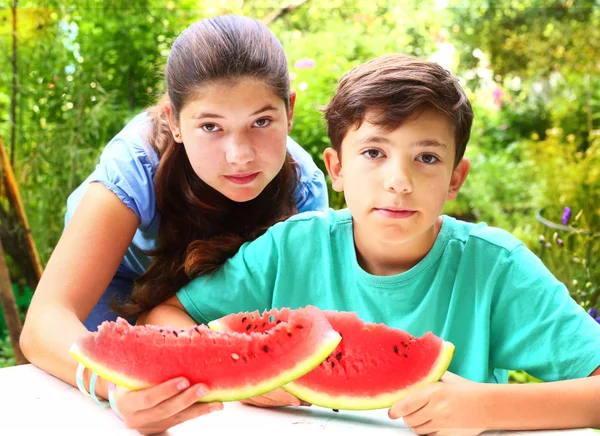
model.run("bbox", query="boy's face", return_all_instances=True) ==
[324,109,469,270]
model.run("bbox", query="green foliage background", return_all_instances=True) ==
[1,0,599,376]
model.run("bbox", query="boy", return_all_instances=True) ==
[143,54,600,433]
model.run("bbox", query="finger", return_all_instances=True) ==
[134,401,223,435]
[440,371,463,384]
[410,420,436,435]
[128,383,215,428]
[241,389,302,407]
[388,386,434,419]
[119,377,193,413]
[261,388,303,406]
[403,404,433,429]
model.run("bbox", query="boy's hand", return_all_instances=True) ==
[113,378,223,435]
[240,388,311,408]
[388,372,489,436]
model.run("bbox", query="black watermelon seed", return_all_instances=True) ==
[332,409,339,413]
[296,324,304,329]
[262,322,266,327]
[403,354,409,358]
[246,324,251,331]
[331,361,335,368]
[194,327,200,333]
[287,332,292,337]
[172,331,178,337]
[276,320,282,324]
[159,328,164,333]
[242,317,247,322]
[401,341,408,348]
[393,345,399,354]
[254,325,258,329]
[335,352,343,360]
[263,345,269,353]
[242,356,247,362]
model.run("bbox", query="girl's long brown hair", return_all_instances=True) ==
[114,15,299,318]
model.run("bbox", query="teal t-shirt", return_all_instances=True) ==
[177,209,600,384]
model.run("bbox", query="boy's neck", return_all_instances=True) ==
[352,216,443,276]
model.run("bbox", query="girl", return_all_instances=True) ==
[20,14,327,434]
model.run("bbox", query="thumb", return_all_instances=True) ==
[440,371,466,384]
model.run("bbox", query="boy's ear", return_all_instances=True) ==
[164,101,182,143]
[447,158,470,200]
[287,90,296,133]
[323,147,344,192]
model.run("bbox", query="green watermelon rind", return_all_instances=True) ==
[282,340,456,410]
[70,329,342,403]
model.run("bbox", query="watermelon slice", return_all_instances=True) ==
[210,309,455,410]
[70,306,342,403]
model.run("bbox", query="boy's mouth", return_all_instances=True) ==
[373,207,416,219]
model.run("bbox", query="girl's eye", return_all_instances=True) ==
[253,118,271,128]
[362,149,384,159]
[201,123,222,132]
[417,154,439,164]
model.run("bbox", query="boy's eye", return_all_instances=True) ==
[253,118,271,128]
[362,149,384,159]
[417,154,439,164]
[201,123,222,132]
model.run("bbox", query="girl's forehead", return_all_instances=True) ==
[181,79,285,116]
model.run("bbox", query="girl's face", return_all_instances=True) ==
[167,79,295,202]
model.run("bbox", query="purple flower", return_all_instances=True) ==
[492,87,504,109]
[589,307,598,318]
[294,58,316,70]
[596,318,600,325]
[561,207,571,225]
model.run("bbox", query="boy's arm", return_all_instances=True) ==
[483,366,600,430]
[137,296,197,330]
[390,367,600,434]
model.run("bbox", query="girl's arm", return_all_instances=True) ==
[20,182,139,398]
[20,183,221,434]
[390,368,600,434]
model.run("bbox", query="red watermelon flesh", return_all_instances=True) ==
[210,309,455,410]
[70,306,342,403]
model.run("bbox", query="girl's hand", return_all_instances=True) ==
[388,372,489,436]
[240,388,311,408]
[113,378,223,435]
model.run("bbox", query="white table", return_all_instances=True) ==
[0,364,597,436]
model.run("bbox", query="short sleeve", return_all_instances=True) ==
[490,244,600,381]
[177,229,280,324]
[285,137,329,212]
[64,121,159,236]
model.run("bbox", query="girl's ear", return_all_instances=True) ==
[287,90,296,133]
[164,101,182,143]
[323,147,344,192]
[447,158,470,200]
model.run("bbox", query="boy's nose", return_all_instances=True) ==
[384,170,413,194]
[225,138,255,165]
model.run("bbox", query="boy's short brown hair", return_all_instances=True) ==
[324,54,473,166]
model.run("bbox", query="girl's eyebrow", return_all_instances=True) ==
[192,104,279,120]
[250,104,279,116]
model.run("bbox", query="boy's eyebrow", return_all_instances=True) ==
[191,104,279,120]
[412,139,448,148]
[358,136,448,148]
[359,135,393,145]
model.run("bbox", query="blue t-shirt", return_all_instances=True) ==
[178,209,600,384]
[65,112,329,330]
